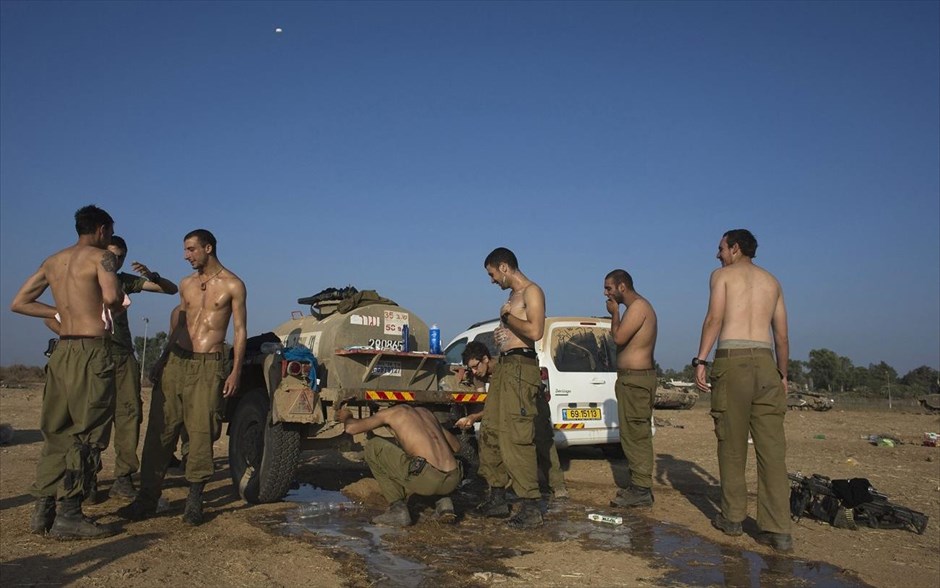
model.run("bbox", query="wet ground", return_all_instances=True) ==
[256,480,871,588]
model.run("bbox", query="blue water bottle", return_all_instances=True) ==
[429,324,441,355]
[401,324,410,352]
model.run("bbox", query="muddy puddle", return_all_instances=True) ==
[261,483,869,588]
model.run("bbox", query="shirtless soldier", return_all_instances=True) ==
[337,404,462,526]
[43,235,179,501]
[604,269,658,508]
[121,229,247,525]
[475,247,546,529]
[10,204,123,539]
[694,229,792,553]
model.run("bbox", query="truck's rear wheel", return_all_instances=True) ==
[228,389,300,503]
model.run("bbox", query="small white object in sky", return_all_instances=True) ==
[275,27,283,34]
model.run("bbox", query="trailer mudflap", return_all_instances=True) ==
[271,382,323,425]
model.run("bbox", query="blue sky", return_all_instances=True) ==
[2,1,938,374]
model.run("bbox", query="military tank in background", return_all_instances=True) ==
[654,384,699,410]
[919,394,940,414]
[787,391,835,411]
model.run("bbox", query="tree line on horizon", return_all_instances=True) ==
[660,348,939,398]
[2,335,938,399]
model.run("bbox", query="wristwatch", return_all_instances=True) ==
[692,357,710,367]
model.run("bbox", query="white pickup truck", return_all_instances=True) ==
[443,316,655,452]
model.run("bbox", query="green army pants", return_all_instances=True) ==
[534,388,566,493]
[615,370,657,489]
[479,354,541,500]
[111,349,142,478]
[477,421,504,488]
[478,357,564,496]
[31,337,115,500]
[138,347,227,506]
[364,436,462,503]
[710,348,791,534]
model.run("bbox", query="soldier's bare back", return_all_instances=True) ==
[11,242,122,336]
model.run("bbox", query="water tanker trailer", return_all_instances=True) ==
[226,287,471,503]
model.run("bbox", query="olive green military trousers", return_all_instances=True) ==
[364,436,462,503]
[615,370,657,489]
[138,347,227,506]
[710,349,791,534]
[477,355,542,500]
[111,349,142,477]
[31,337,115,501]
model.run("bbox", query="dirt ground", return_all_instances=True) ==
[1,384,938,587]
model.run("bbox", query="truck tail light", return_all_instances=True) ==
[285,361,310,377]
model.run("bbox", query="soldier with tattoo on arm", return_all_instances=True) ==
[42,234,178,502]
[10,205,124,539]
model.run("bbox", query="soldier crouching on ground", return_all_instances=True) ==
[337,404,463,526]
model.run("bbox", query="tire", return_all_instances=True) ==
[228,389,301,504]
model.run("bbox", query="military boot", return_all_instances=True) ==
[475,487,511,518]
[757,531,794,554]
[117,498,157,521]
[610,484,654,508]
[711,513,743,536]
[29,496,56,535]
[507,499,543,530]
[48,498,119,540]
[110,475,137,499]
[372,500,412,527]
[182,482,205,526]
[434,496,457,524]
[85,478,102,504]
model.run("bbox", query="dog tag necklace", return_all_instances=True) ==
[200,268,223,291]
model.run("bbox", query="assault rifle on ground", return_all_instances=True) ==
[789,472,928,535]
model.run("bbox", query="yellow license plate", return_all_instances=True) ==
[562,408,602,421]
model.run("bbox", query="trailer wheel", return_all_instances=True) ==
[228,389,301,504]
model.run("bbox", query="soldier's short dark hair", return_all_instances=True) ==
[605,269,634,290]
[185,229,218,256]
[724,229,758,258]
[74,205,114,236]
[484,247,518,270]
[110,235,128,252]
[461,340,492,364]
